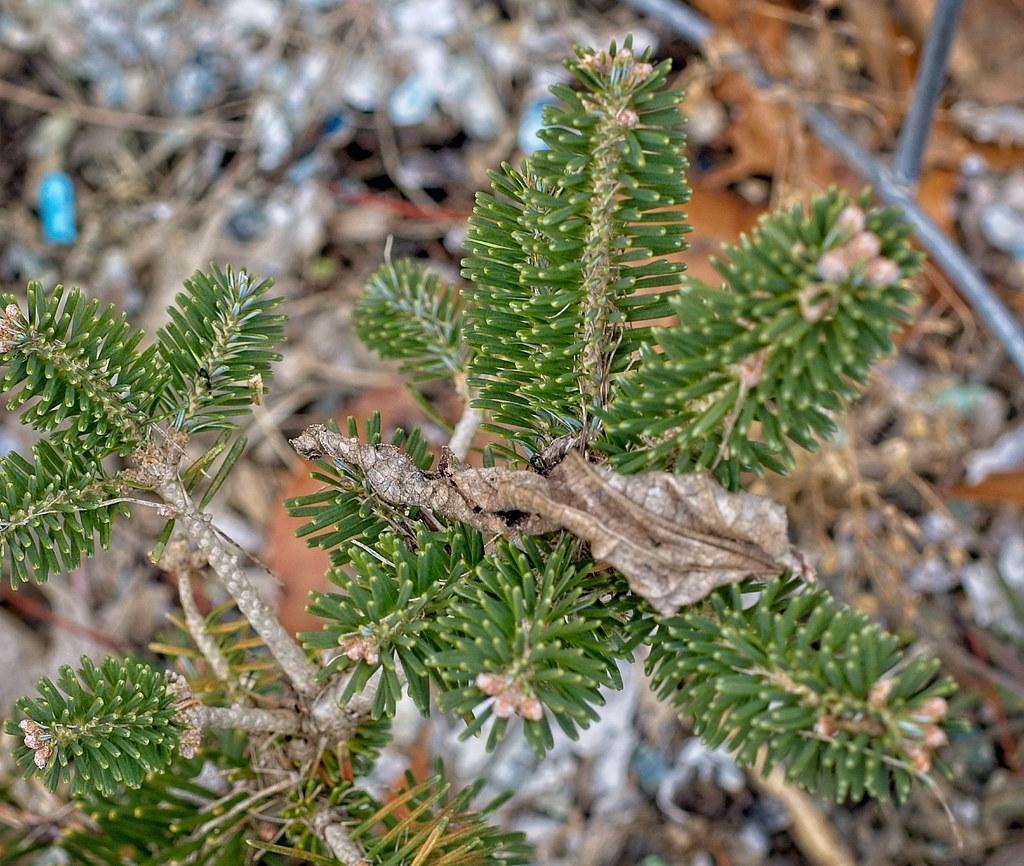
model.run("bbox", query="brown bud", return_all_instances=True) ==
[166,670,194,703]
[33,741,53,769]
[179,726,202,759]
[908,745,932,773]
[19,719,54,768]
[248,373,264,406]
[922,725,948,749]
[19,719,44,749]
[814,715,838,738]
[519,696,543,721]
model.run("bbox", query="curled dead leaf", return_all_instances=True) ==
[291,426,810,615]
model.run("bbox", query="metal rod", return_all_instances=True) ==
[801,107,1024,373]
[892,0,965,188]
[625,0,712,45]
[624,0,1024,376]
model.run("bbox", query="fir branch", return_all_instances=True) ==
[285,414,436,569]
[309,676,384,742]
[311,812,366,866]
[157,595,278,699]
[0,441,127,586]
[555,45,674,413]
[303,528,483,718]
[128,432,319,698]
[462,38,689,455]
[434,537,626,754]
[62,756,277,866]
[355,259,467,383]
[5,657,181,796]
[646,577,960,803]
[462,163,583,452]
[0,286,158,454]
[449,372,482,460]
[155,265,284,433]
[320,768,531,866]
[0,824,47,864]
[605,190,922,484]
[175,569,235,688]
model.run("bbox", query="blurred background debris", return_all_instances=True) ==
[2,1,1024,863]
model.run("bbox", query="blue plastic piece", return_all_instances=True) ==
[38,171,77,245]
[322,112,349,136]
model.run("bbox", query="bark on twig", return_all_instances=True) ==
[310,664,405,740]
[310,678,372,740]
[291,425,810,614]
[313,811,367,866]
[175,569,234,686]
[194,705,304,736]
[156,477,320,697]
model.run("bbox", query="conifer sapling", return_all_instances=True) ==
[1,37,960,865]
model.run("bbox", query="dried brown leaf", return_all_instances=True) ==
[291,427,808,615]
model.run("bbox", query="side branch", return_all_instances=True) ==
[172,561,235,687]
[194,705,303,735]
[291,425,810,614]
[156,476,320,697]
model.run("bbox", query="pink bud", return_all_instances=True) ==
[798,282,831,322]
[634,62,654,81]
[616,108,639,129]
[475,673,506,696]
[814,715,837,738]
[493,692,517,718]
[738,351,765,387]
[339,635,379,665]
[922,725,948,749]
[836,205,865,234]
[916,696,948,722]
[817,251,850,282]
[864,256,901,287]
[845,231,882,262]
